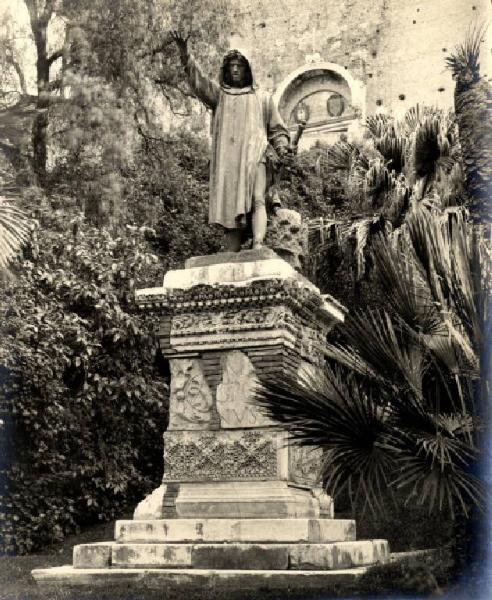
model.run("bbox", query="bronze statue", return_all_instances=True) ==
[171,32,291,251]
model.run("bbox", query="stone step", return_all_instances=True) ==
[115,518,356,544]
[74,540,389,570]
[32,565,370,596]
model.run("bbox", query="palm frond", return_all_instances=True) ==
[340,309,426,398]
[414,115,443,178]
[319,141,364,173]
[406,204,482,360]
[371,235,441,334]
[401,104,436,137]
[445,21,488,83]
[254,366,395,513]
[388,422,483,516]
[376,133,406,174]
[365,114,390,139]
[435,162,466,208]
[0,198,32,269]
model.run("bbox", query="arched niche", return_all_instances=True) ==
[273,62,366,149]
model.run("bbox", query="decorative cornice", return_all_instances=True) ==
[136,278,322,315]
[137,269,347,325]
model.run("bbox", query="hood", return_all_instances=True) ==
[219,49,257,91]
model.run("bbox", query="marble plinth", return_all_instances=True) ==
[31,565,371,597]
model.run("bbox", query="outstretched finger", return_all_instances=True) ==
[170,30,184,42]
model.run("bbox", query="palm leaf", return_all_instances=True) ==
[254,366,395,513]
[445,21,488,83]
[365,114,390,139]
[388,423,483,516]
[335,309,426,398]
[406,205,482,361]
[371,234,441,334]
[318,141,370,176]
[0,198,31,269]
[414,116,443,178]
[376,133,406,174]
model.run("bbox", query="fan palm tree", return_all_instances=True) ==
[0,197,31,270]
[256,203,488,518]
[446,22,492,222]
[309,104,466,305]
[264,30,491,579]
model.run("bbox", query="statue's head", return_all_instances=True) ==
[221,50,253,88]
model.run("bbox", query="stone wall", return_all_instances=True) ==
[230,0,491,126]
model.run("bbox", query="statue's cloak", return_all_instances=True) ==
[185,51,289,229]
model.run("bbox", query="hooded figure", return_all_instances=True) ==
[173,36,290,249]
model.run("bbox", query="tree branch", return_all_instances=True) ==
[40,0,58,26]
[157,84,193,116]
[47,49,63,67]
[5,53,28,96]
[153,79,195,100]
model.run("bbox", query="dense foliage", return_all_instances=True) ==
[0,191,168,553]
[308,105,466,307]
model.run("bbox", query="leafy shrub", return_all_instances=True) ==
[356,551,453,596]
[276,142,352,220]
[0,194,168,553]
[336,488,454,553]
[125,132,222,268]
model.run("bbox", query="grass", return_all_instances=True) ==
[0,515,126,600]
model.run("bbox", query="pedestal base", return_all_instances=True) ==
[115,518,356,544]
[71,539,388,570]
[133,482,334,520]
[32,252,389,597]
[32,565,372,598]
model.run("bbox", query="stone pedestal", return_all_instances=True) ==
[32,250,389,595]
[134,248,343,521]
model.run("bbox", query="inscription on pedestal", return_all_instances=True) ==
[216,351,273,428]
[163,430,279,482]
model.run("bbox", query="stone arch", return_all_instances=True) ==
[273,62,366,148]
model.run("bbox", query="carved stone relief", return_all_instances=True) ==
[172,307,286,335]
[296,324,324,364]
[163,430,279,481]
[289,444,324,486]
[168,359,214,430]
[216,351,273,428]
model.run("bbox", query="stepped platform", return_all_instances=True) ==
[32,566,371,597]
[32,250,388,596]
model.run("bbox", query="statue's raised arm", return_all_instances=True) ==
[171,31,220,110]
[169,33,292,253]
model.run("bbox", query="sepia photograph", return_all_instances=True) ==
[0,1,491,599]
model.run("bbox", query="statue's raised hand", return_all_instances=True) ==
[170,30,189,62]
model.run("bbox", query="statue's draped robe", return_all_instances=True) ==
[185,53,289,229]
